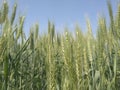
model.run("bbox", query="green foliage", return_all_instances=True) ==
[0,1,120,90]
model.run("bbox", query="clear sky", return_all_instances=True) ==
[1,0,119,35]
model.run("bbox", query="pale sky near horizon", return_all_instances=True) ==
[0,0,119,35]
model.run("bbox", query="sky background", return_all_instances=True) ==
[0,0,119,35]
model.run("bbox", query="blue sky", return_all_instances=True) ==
[1,0,119,35]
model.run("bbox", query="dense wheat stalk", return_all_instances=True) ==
[0,1,120,90]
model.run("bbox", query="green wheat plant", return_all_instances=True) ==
[0,1,120,90]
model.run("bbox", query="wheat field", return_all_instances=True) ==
[0,1,120,90]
